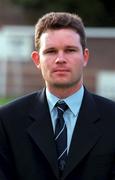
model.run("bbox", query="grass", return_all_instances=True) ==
[0,98,14,105]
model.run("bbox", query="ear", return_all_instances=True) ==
[31,51,40,68]
[83,48,89,67]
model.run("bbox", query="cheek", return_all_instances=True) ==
[73,59,84,72]
[72,56,82,66]
[40,61,50,77]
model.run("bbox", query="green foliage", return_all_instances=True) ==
[10,0,115,26]
[12,0,42,7]
[73,0,106,26]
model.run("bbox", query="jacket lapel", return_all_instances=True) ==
[27,89,59,178]
[63,89,102,179]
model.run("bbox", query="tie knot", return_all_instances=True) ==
[56,101,68,114]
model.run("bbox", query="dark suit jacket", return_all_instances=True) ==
[0,88,115,180]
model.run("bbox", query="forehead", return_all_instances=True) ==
[39,29,81,48]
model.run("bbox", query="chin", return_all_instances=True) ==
[52,82,72,88]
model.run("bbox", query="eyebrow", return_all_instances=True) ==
[44,45,79,50]
[65,45,79,49]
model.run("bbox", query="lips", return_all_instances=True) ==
[53,68,70,72]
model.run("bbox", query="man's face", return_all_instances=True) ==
[33,28,89,93]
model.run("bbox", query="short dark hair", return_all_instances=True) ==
[35,12,87,51]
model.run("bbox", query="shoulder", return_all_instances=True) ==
[93,93,115,108]
[83,88,115,131]
[90,92,115,116]
[0,89,44,116]
[84,87,115,106]
[83,87,115,116]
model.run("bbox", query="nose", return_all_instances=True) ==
[55,52,66,63]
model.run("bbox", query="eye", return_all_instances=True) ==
[65,48,77,53]
[43,48,57,54]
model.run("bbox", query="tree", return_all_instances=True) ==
[10,0,115,26]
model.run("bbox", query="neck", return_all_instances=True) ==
[46,83,83,99]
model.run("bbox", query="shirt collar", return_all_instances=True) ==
[46,86,84,116]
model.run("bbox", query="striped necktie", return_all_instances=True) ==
[55,100,68,173]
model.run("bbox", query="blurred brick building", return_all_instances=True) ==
[0,0,115,100]
[0,26,115,101]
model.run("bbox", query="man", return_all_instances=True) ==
[0,12,115,180]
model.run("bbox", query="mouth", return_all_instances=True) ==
[53,68,70,73]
